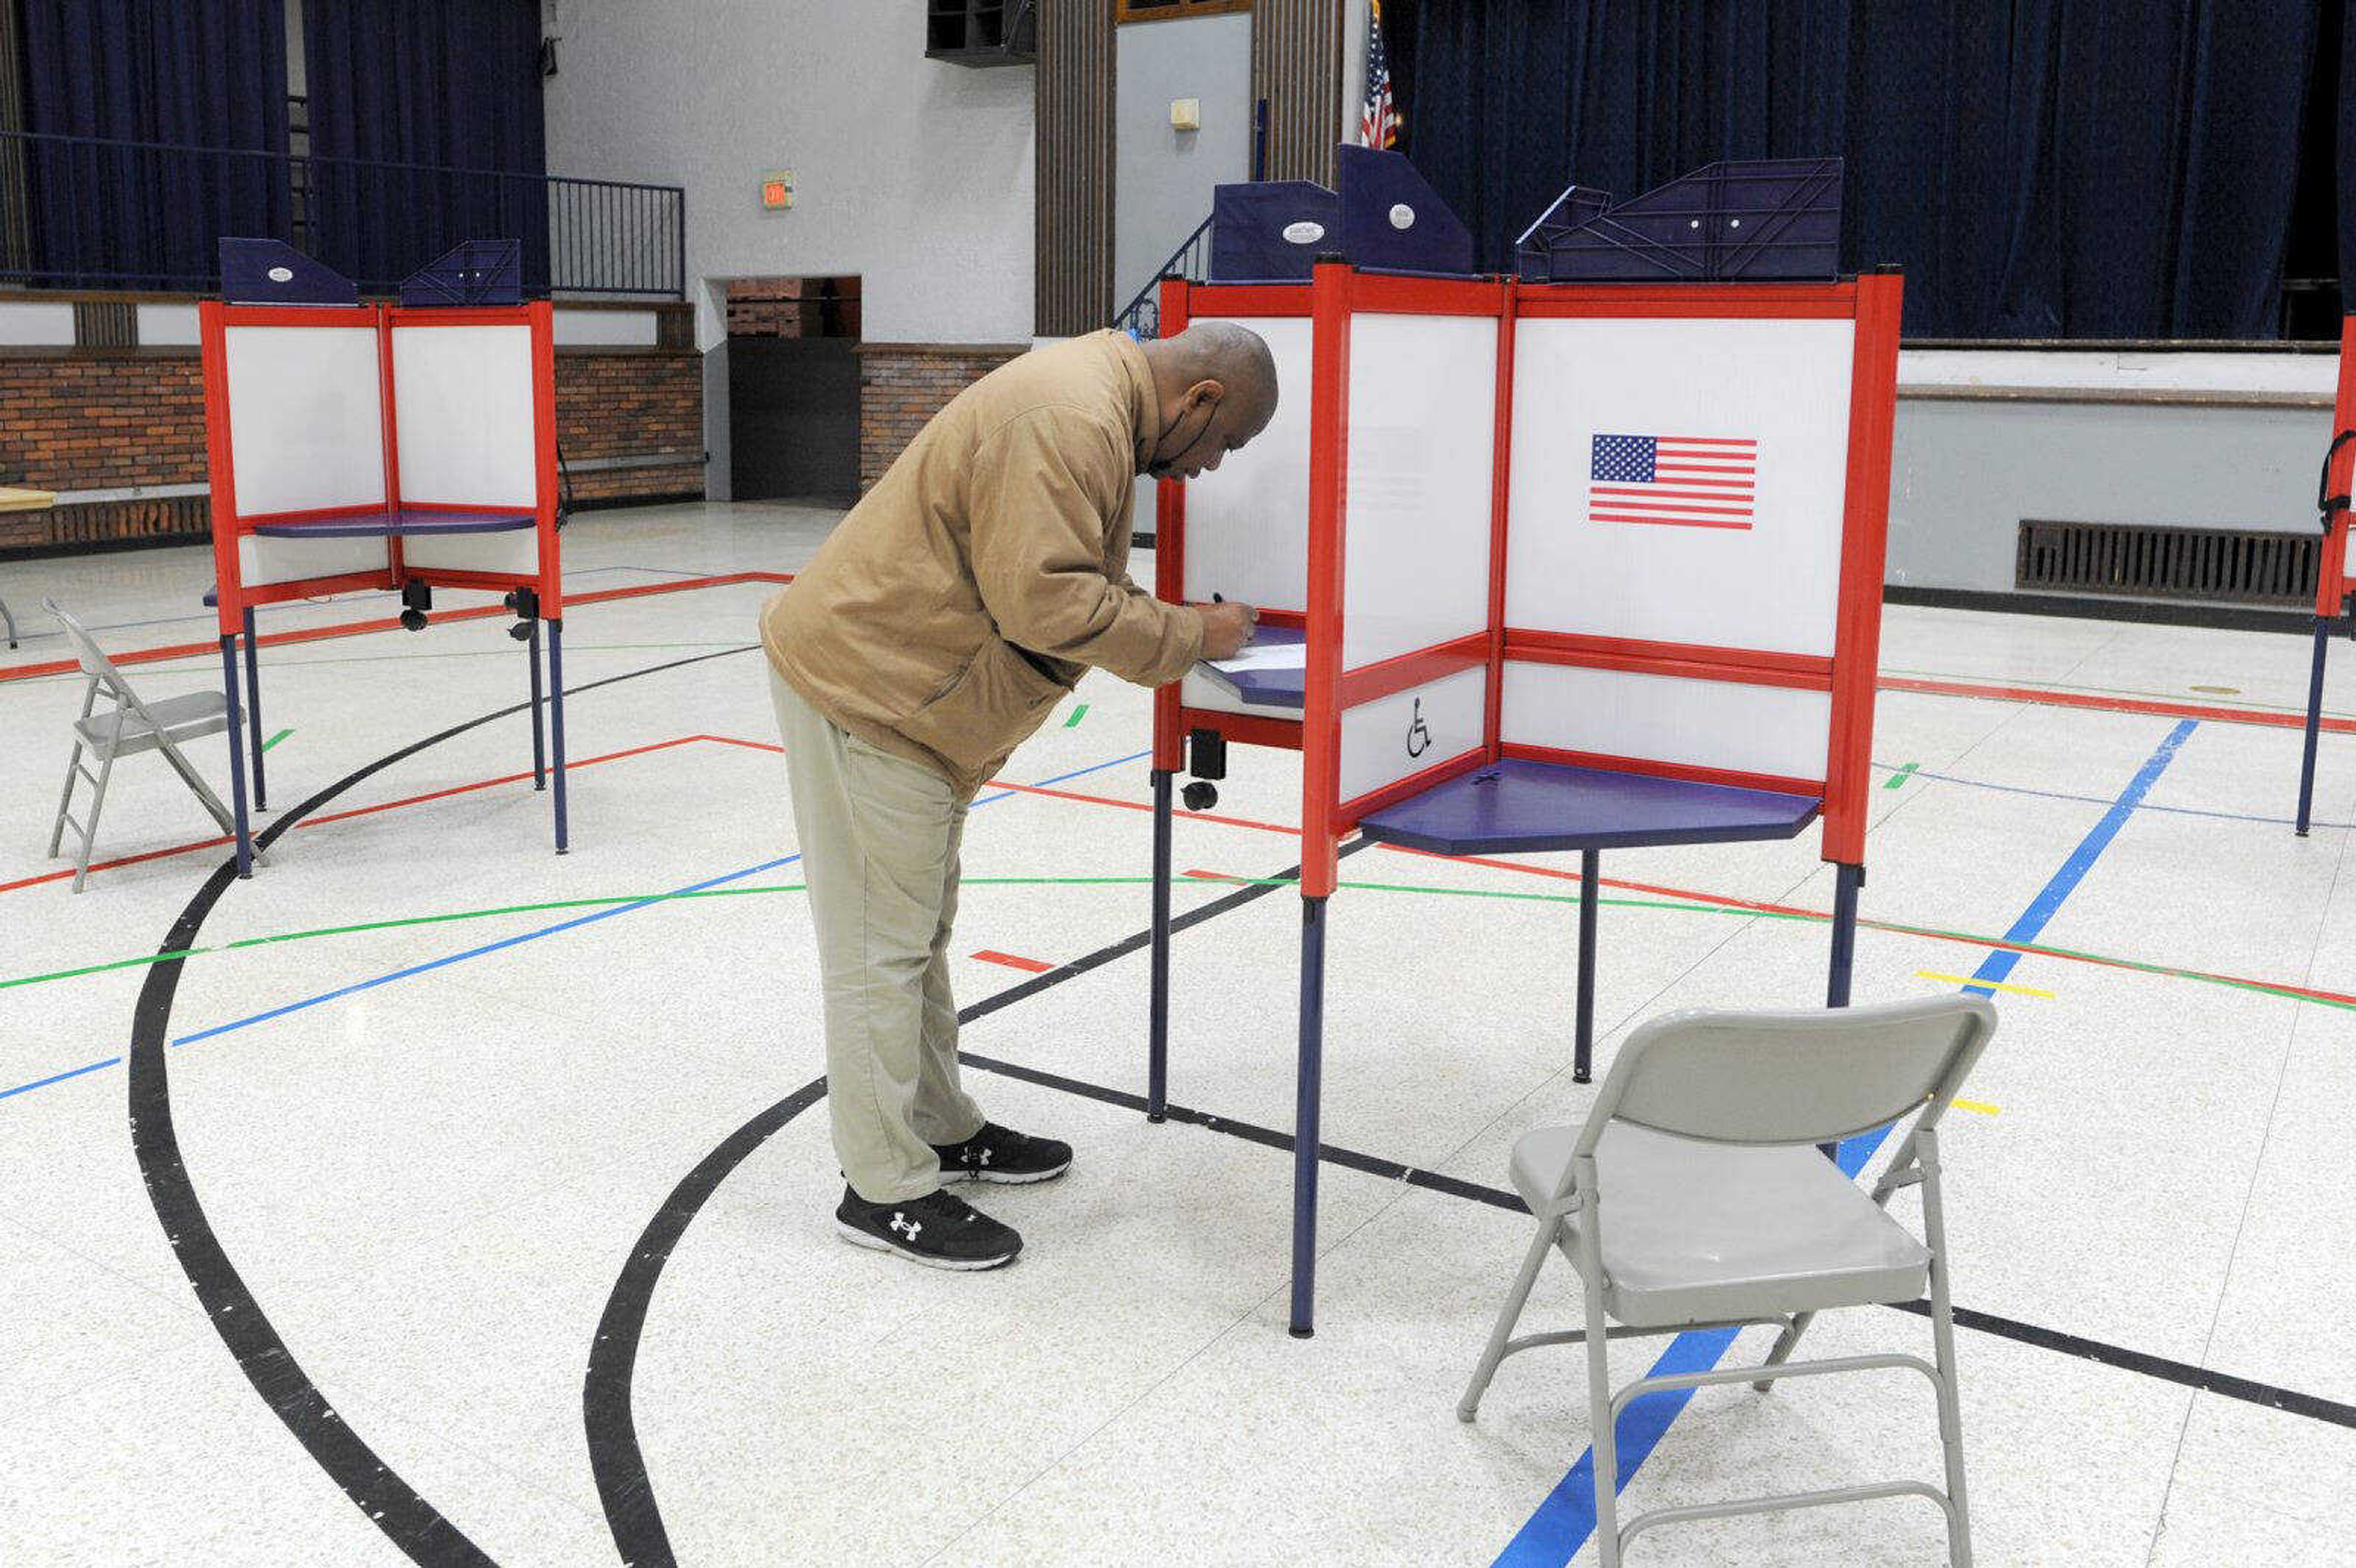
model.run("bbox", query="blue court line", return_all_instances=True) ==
[1495,718,2198,1567]
[2,747,1151,1103]
[1869,759,2350,833]
[0,1056,124,1102]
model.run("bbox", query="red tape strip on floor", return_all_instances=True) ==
[17,726,2354,1018]
[0,571,793,684]
[973,949,1055,974]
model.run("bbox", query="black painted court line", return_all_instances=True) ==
[583,848,1336,1566]
[127,644,758,1568]
[1885,1299,2356,1429]
[113,640,2354,1567]
[583,1072,831,1562]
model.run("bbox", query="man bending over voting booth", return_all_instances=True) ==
[198,240,568,877]
[1147,151,1901,1336]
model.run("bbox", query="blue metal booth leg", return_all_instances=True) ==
[1289,893,1330,1338]
[529,620,548,791]
[547,618,569,853]
[1827,862,1863,1009]
[218,635,254,878]
[1574,848,1601,1083]
[2298,616,2330,837]
[1147,769,1174,1122]
[241,608,266,812]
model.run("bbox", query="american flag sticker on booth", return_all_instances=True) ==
[1587,432,1758,530]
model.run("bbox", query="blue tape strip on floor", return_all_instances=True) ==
[1493,719,2197,1568]
[1,747,1151,1102]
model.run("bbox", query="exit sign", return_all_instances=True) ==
[760,171,794,211]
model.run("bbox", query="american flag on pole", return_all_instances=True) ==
[1359,0,1398,149]
[1588,433,1759,530]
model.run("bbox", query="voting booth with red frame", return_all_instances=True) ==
[197,288,569,876]
[1147,261,1904,1335]
[2295,315,2356,834]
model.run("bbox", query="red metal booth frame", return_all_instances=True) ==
[198,299,568,876]
[1146,262,1904,1336]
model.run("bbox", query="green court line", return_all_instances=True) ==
[1064,704,1089,728]
[8,872,2352,1021]
[260,728,293,753]
[1884,761,1919,790]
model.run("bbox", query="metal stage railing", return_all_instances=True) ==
[0,129,684,299]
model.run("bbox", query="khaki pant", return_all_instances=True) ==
[771,673,986,1202]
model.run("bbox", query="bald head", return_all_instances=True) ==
[1138,321,1279,480]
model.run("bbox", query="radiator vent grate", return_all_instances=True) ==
[2014,520,2319,605]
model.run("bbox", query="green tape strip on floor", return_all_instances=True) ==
[6,872,2350,1020]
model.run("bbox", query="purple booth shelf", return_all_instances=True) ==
[250,509,535,540]
[1355,757,1820,856]
[1193,625,1307,710]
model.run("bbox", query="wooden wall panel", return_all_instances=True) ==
[1252,0,1342,186]
[1034,1,1117,336]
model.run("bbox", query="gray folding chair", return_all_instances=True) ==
[1458,995,1996,1566]
[44,597,239,893]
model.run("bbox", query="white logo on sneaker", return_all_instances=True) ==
[976,1147,993,1167]
[889,1213,921,1240]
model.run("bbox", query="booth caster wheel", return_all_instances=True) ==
[1182,780,1220,812]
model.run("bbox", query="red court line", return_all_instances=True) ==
[973,949,1055,974]
[0,736,703,895]
[20,723,2354,1014]
[1876,674,2356,734]
[0,571,794,685]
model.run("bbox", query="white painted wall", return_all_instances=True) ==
[541,0,1035,350]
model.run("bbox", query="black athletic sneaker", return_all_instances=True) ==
[834,1186,1022,1270]
[933,1122,1073,1185]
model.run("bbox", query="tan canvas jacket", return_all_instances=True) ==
[760,331,1205,795]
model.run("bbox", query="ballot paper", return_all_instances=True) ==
[1205,641,1307,675]
[1194,627,1308,705]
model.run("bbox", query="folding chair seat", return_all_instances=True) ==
[1507,1122,1932,1327]
[76,690,233,759]
[1460,995,1997,1567]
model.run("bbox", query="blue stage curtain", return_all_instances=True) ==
[1406,1,2320,339]
[301,0,549,293]
[15,0,291,289]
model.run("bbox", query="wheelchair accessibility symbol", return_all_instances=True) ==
[1406,697,1432,758]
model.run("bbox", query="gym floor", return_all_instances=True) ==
[2,501,2350,1566]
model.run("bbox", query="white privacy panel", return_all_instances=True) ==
[1506,315,1855,656]
[1342,313,1496,669]
[1180,315,1312,612]
[1339,665,1487,805]
[222,326,386,515]
[1503,663,1830,785]
[392,325,539,506]
[398,530,544,578]
[238,530,388,588]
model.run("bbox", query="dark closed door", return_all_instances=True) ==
[728,337,860,502]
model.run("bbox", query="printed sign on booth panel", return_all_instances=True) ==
[1504,313,1856,656]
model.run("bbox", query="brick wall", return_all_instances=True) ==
[554,352,705,505]
[0,345,704,553]
[858,342,1026,490]
[0,355,209,491]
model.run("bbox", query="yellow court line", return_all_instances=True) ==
[1915,970,2055,999]
[1952,1099,2003,1116]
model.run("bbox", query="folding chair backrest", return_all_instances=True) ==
[1577,995,1996,1155]
[42,598,137,693]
